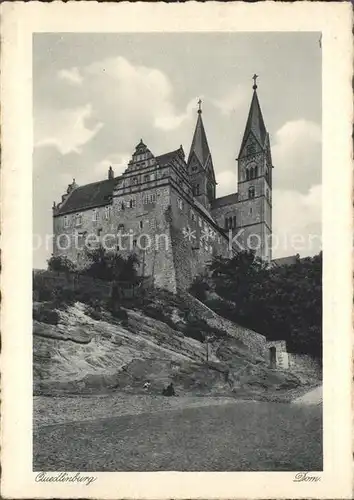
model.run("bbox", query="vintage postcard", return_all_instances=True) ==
[1,1,353,499]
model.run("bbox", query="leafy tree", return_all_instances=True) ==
[190,250,322,359]
[84,246,139,282]
[47,255,76,274]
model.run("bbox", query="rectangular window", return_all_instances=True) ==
[143,193,157,204]
[64,216,69,228]
[139,220,143,229]
[104,206,111,220]
[177,197,183,210]
[191,210,196,221]
[92,209,99,222]
[75,214,82,227]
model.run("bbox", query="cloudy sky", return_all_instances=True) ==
[33,32,321,268]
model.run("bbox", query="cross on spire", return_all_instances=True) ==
[197,98,202,114]
[252,74,258,90]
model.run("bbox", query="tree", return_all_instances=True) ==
[47,255,76,274]
[191,250,322,359]
[84,246,140,282]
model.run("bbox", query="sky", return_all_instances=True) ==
[33,32,322,268]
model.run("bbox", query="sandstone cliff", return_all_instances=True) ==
[33,290,319,400]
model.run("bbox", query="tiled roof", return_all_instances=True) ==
[55,147,184,216]
[211,193,239,209]
[55,178,118,216]
[156,148,184,167]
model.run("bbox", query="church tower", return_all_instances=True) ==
[237,76,273,262]
[187,100,216,209]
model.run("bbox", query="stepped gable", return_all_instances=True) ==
[55,146,185,216]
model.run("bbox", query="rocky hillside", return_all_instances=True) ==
[33,287,320,401]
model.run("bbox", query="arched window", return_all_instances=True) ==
[228,217,233,229]
[246,170,250,181]
[255,166,258,177]
[225,218,228,229]
[249,186,255,199]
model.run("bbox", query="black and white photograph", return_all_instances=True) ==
[32,31,323,472]
[1,2,352,499]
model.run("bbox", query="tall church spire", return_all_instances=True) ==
[188,99,212,168]
[188,100,216,207]
[239,75,268,157]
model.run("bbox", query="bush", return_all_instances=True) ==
[33,304,60,325]
[141,304,176,329]
[47,255,76,274]
[189,276,210,301]
[86,307,103,321]
[110,307,128,322]
[33,274,55,302]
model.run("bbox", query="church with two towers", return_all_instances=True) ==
[52,77,273,291]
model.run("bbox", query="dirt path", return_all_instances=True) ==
[33,401,322,472]
[33,394,239,427]
[292,385,322,405]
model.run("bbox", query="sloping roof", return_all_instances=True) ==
[194,199,216,224]
[55,178,119,215]
[55,147,184,216]
[272,255,299,267]
[156,148,184,167]
[211,193,239,209]
[239,89,268,155]
[188,111,212,167]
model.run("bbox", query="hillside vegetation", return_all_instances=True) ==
[190,250,322,359]
[33,285,318,401]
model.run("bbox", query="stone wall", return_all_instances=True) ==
[288,353,322,379]
[169,185,232,290]
[181,291,267,359]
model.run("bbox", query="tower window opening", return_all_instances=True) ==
[246,170,250,181]
[139,220,143,229]
[249,186,255,199]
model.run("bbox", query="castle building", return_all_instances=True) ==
[52,79,273,291]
